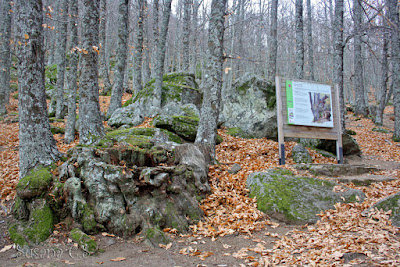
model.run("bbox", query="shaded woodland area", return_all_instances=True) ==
[1,0,400,266]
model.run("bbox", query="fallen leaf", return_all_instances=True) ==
[0,245,13,253]
[110,257,126,262]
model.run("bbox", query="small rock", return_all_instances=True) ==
[228,163,241,174]
[291,144,312,164]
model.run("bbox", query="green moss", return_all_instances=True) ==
[69,228,97,255]
[48,117,65,123]
[77,203,98,234]
[216,134,224,145]
[17,167,53,200]
[346,129,357,135]
[8,224,27,247]
[51,125,65,135]
[23,204,54,243]
[372,127,391,133]
[45,64,57,91]
[392,136,400,142]
[375,195,400,213]
[12,92,18,99]
[145,227,170,245]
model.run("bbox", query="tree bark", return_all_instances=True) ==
[151,0,159,79]
[142,0,151,84]
[306,0,314,80]
[388,0,400,140]
[333,0,345,132]
[195,0,227,160]
[353,0,368,116]
[99,0,112,94]
[267,0,278,81]
[0,0,12,115]
[375,34,389,126]
[64,0,79,144]
[153,0,172,110]
[182,0,191,72]
[79,0,105,145]
[295,0,304,79]
[55,0,68,119]
[108,0,129,117]
[133,0,145,94]
[15,0,61,177]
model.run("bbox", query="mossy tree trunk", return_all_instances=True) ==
[79,0,105,145]
[64,0,79,144]
[195,0,227,159]
[0,0,12,115]
[15,0,61,177]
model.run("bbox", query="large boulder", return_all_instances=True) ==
[108,72,202,128]
[300,133,361,156]
[152,115,199,141]
[221,73,277,139]
[247,168,365,224]
[364,192,400,227]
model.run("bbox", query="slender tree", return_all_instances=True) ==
[151,0,159,79]
[333,0,345,131]
[375,33,390,126]
[195,0,227,160]
[79,0,105,144]
[295,0,304,79]
[306,0,314,80]
[108,0,129,117]
[182,0,191,72]
[99,0,112,94]
[387,0,400,140]
[142,0,151,84]
[353,0,368,116]
[267,0,278,81]
[0,0,12,115]
[153,0,172,110]
[55,0,68,119]
[64,0,79,144]
[133,0,144,94]
[15,0,61,177]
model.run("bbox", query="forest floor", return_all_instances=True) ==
[0,93,400,266]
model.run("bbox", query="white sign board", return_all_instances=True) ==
[286,80,334,128]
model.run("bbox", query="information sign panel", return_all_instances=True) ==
[286,80,333,128]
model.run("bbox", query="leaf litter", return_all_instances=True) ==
[1,97,400,265]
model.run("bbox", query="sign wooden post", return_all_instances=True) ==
[275,76,343,165]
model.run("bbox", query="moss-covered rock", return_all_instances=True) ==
[291,144,312,164]
[17,167,53,200]
[50,125,65,134]
[144,227,170,246]
[247,168,365,224]
[69,228,98,255]
[152,115,199,141]
[368,192,400,227]
[9,199,54,245]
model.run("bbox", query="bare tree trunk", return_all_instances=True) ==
[182,0,191,72]
[142,0,151,84]
[267,0,278,81]
[153,0,172,110]
[375,34,389,126]
[195,0,227,160]
[99,0,112,94]
[333,0,345,131]
[353,0,368,116]
[388,0,400,140]
[0,0,12,115]
[134,0,144,94]
[151,0,159,79]
[55,0,68,119]
[65,0,79,144]
[108,0,129,117]
[306,0,314,80]
[79,0,105,145]
[190,0,199,75]
[15,0,61,177]
[295,0,304,79]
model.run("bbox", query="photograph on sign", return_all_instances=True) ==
[285,80,334,128]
